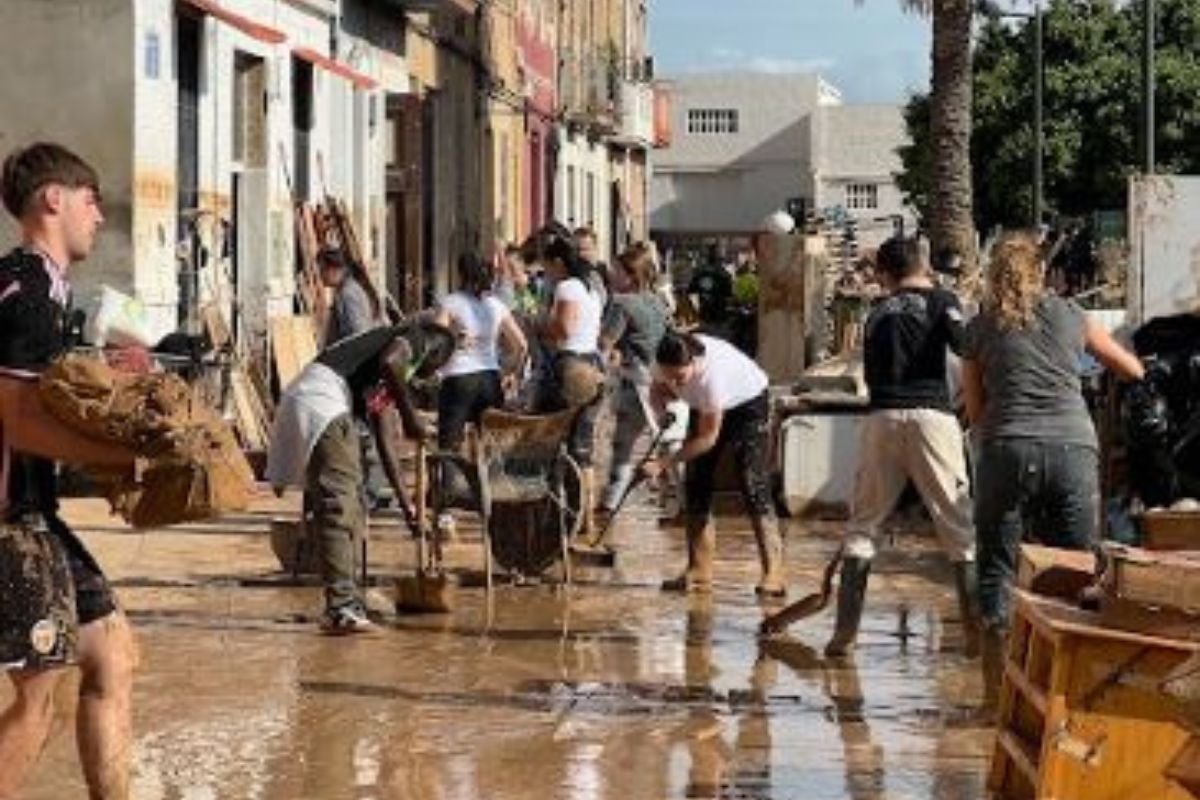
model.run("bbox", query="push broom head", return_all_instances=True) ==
[395,572,456,615]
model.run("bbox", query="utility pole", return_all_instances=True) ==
[1143,0,1156,174]
[1033,1,1044,227]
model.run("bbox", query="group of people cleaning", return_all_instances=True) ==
[268,220,788,634]
[0,139,1150,799]
[270,209,1148,725]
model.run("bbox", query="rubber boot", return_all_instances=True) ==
[953,561,982,659]
[824,557,871,658]
[662,517,716,592]
[751,514,787,598]
[980,624,1007,717]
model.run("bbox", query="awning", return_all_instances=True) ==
[180,0,287,45]
[292,47,378,91]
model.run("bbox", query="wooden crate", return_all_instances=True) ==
[1140,511,1200,551]
[1018,545,1097,601]
[990,590,1199,800]
[1105,547,1200,615]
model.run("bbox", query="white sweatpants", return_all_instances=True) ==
[843,408,975,563]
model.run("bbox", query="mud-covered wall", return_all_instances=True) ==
[0,0,136,319]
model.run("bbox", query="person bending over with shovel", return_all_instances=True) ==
[817,236,977,659]
[267,322,453,634]
[641,331,786,597]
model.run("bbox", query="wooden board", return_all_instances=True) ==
[1140,511,1200,551]
[270,315,318,388]
[1018,545,1097,602]
[1106,546,1200,615]
[230,367,269,452]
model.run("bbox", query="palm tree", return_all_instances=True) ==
[862,0,977,274]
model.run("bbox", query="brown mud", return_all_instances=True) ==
[7,496,993,799]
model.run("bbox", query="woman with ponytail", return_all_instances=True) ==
[539,228,606,537]
[433,252,527,453]
[962,231,1143,707]
[642,330,785,597]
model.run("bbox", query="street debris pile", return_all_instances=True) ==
[39,354,254,527]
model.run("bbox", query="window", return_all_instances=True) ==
[845,183,878,211]
[686,108,738,135]
[567,165,577,225]
[233,51,266,167]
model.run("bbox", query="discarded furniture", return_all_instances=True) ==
[990,589,1198,800]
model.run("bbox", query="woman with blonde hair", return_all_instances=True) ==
[597,243,670,520]
[962,231,1143,706]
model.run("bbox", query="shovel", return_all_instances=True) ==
[571,410,677,568]
[396,442,456,614]
[759,546,844,636]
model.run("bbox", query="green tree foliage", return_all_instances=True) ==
[897,0,1200,231]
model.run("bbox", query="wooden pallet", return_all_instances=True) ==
[990,590,1199,800]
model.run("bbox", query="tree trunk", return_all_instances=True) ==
[929,0,976,277]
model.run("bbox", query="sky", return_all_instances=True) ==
[648,0,933,104]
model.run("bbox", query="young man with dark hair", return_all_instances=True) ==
[0,142,138,799]
[825,236,979,658]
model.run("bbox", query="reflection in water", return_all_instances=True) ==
[760,637,884,800]
[15,509,997,800]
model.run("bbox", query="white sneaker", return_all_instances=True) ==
[319,604,378,636]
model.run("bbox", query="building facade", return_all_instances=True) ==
[554,0,656,262]
[0,0,655,359]
[649,71,914,252]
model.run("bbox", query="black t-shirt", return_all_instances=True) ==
[317,325,397,419]
[0,249,67,371]
[688,265,732,324]
[863,286,964,411]
[0,249,70,520]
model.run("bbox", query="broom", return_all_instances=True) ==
[759,546,844,636]
[572,410,677,568]
[395,441,456,614]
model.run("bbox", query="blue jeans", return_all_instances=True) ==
[975,439,1099,627]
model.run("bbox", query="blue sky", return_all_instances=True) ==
[648,0,932,104]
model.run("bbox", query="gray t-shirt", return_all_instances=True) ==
[601,292,668,369]
[964,295,1097,449]
[325,276,378,346]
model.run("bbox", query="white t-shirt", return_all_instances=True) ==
[265,362,353,491]
[553,277,602,355]
[677,334,768,413]
[439,292,508,377]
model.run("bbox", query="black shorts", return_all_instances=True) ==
[0,517,116,670]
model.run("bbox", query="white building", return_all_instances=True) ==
[0,0,405,359]
[649,71,914,250]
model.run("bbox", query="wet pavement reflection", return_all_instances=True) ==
[7,499,993,799]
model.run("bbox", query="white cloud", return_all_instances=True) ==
[744,56,836,74]
[710,46,744,60]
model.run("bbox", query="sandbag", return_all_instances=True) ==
[38,354,254,527]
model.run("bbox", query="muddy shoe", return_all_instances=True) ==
[754,581,787,599]
[660,573,712,593]
[320,604,379,636]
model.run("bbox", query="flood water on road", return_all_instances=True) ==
[9,499,993,799]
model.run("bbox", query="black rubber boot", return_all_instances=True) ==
[824,557,871,658]
[980,624,1007,718]
[953,561,982,659]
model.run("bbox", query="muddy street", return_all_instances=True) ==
[6,497,993,800]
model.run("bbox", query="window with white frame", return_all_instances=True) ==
[845,183,879,210]
[686,108,739,135]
